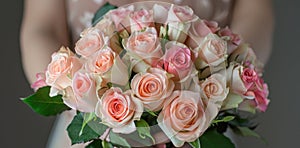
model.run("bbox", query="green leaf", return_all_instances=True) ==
[86,140,103,148]
[189,138,201,148]
[221,93,244,110]
[145,108,158,117]
[67,113,108,145]
[21,86,70,116]
[200,128,235,148]
[233,126,267,144]
[135,119,155,144]
[92,2,117,26]
[235,126,260,138]
[212,116,235,124]
[109,131,131,148]
[102,140,114,148]
[80,113,97,136]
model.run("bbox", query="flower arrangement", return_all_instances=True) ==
[23,2,269,148]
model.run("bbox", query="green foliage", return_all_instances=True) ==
[67,113,108,145]
[199,128,235,148]
[189,138,201,148]
[212,116,235,125]
[85,140,103,148]
[22,86,70,116]
[109,131,131,148]
[135,119,155,143]
[92,2,117,25]
[222,93,244,110]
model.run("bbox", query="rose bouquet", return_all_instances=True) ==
[22,2,270,148]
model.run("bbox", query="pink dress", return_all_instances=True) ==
[47,0,235,147]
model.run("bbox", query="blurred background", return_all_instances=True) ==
[0,0,299,147]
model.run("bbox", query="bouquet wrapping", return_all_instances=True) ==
[23,2,270,148]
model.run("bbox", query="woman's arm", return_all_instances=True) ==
[20,0,70,83]
[230,0,274,65]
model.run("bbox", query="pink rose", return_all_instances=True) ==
[159,41,194,81]
[219,26,241,54]
[241,67,258,90]
[85,46,129,86]
[166,4,198,43]
[75,28,106,58]
[95,87,143,134]
[46,47,82,94]
[253,77,269,112]
[157,90,215,147]
[227,64,260,98]
[125,27,163,66]
[108,5,134,31]
[200,73,228,106]
[195,33,227,67]
[130,9,154,32]
[131,68,175,111]
[186,20,220,49]
[31,72,47,91]
[238,77,270,112]
[253,89,269,112]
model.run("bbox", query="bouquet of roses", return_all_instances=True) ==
[22,2,270,148]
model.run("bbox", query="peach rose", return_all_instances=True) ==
[130,9,154,32]
[46,47,82,95]
[200,73,228,106]
[95,87,143,134]
[157,90,215,147]
[186,19,220,49]
[159,41,194,82]
[124,27,163,66]
[195,33,227,67]
[131,68,175,111]
[75,28,106,58]
[85,46,129,86]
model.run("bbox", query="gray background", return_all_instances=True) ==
[0,0,299,147]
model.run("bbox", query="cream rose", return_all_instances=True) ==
[166,4,198,43]
[107,5,134,31]
[186,19,220,49]
[124,27,163,66]
[200,73,229,107]
[157,90,215,147]
[131,68,175,111]
[46,47,82,96]
[70,70,101,112]
[95,87,143,134]
[195,33,227,68]
[130,9,154,32]
[75,28,106,58]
